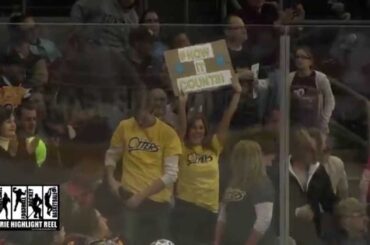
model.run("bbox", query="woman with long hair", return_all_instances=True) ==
[214,140,275,245]
[172,82,241,245]
[289,46,335,134]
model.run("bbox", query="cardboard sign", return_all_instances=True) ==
[164,40,237,95]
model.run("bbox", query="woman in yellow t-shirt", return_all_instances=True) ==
[172,82,241,245]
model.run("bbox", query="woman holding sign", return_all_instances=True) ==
[172,81,241,245]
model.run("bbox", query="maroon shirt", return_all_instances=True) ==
[290,71,320,127]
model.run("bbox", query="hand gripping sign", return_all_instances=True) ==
[164,40,238,95]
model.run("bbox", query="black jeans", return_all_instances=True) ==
[172,198,217,245]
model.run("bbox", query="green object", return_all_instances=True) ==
[35,139,47,167]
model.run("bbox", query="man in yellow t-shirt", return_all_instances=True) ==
[105,92,182,245]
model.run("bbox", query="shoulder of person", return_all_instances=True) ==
[313,70,329,81]
[328,155,345,168]
[157,118,178,134]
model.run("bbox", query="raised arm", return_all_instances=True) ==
[177,93,188,140]
[217,81,241,144]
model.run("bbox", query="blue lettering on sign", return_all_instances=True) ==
[175,63,185,74]
[216,55,225,66]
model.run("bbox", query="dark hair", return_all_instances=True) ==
[129,26,155,47]
[184,113,216,151]
[139,9,159,24]
[8,12,33,28]
[15,101,36,119]
[167,31,189,49]
[8,13,33,43]
[0,106,13,126]
[294,46,315,68]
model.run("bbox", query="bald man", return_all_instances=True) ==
[149,88,178,128]
[224,15,254,72]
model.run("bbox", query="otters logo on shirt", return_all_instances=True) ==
[224,188,246,202]
[187,153,213,166]
[128,137,159,153]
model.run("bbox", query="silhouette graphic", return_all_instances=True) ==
[0,193,11,219]
[30,194,43,219]
[13,188,26,212]
[44,189,53,216]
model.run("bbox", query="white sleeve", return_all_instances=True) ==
[253,202,273,234]
[161,156,179,186]
[218,203,227,223]
[105,147,123,168]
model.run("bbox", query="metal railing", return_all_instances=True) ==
[330,78,370,149]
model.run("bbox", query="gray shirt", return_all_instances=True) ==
[71,0,138,51]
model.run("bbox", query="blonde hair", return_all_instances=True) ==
[228,140,266,192]
[290,128,318,165]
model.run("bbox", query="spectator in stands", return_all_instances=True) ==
[8,13,62,64]
[7,16,49,88]
[16,102,48,168]
[169,32,191,49]
[0,106,18,161]
[71,0,138,52]
[0,53,26,87]
[224,15,254,70]
[235,0,279,25]
[0,104,38,184]
[309,129,348,199]
[332,198,370,244]
[140,10,167,70]
[289,129,337,245]
[127,26,165,89]
[172,82,241,245]
[149,88,178,129]
[105,90,182,244]
[290,46,335,134]
[214,15,271,129]
[214,140,276,245]
[286,0,350,20]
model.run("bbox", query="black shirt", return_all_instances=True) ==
[223,177,276,245]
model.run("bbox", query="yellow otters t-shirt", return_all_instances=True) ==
[110,118,182,203]
[176,135,223,213]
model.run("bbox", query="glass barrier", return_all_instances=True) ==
[0,21,367,245]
